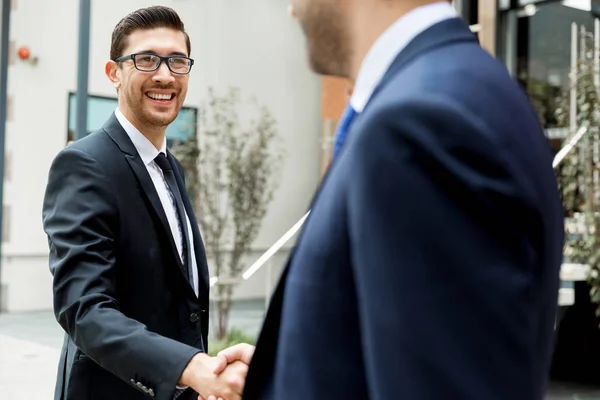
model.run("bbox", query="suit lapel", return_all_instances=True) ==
[168,151,210,295]
[125,156,183,261]
[102,114,188,283]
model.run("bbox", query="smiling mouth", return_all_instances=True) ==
[146,92,175,102]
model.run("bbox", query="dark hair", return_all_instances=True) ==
[110,6,191,61]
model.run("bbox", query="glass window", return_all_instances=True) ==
[66,93,197,147]
[498,0,595,153]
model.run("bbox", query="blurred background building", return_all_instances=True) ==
[0,0,325,312]
[0,0,592,308]
[0,0,594,316]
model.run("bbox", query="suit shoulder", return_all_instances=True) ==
[57,130,116,166]
[366,46,541,149]
[48,141,108,181]
[394,43,537,128]
[68,129,111,153]
[45,134,119,209]
[360,90,473,139]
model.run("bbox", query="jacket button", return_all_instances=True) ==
[190,313,199,323]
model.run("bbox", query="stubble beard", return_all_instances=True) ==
[126,90,178,130]
[302,5,351,78]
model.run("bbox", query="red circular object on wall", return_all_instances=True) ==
[17,46,30,60]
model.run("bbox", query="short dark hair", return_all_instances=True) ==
[110,6,191,61]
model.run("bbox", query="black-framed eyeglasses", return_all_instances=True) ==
[115,53,194,75]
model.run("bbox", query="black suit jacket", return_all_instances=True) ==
[42,113,210,400]
[243,18,564,400]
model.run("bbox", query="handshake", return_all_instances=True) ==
[178,343,255,400]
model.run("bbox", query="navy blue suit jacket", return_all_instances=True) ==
[244,18,564,400]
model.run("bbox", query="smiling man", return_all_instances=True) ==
[42,6,247,400]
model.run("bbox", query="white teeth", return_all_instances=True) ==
[147,93,172,100]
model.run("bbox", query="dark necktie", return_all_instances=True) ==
[332,103,357,159]
[154,153,193,285]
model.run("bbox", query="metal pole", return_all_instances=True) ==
[265,260,272,310]
[0,0,11,312]
[594,19,599,87]
[75,0,91,140]
[570,22,577,133]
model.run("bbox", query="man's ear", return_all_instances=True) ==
[287,4,296,18]
[105,60,121,91]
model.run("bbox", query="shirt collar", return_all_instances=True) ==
[114,107,167,166]
[349,2,457,113]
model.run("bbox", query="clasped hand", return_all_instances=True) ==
[180,343,255,400]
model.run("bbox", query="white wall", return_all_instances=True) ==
[0,0,321,311]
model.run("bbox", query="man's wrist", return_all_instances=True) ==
[178,352,211,387]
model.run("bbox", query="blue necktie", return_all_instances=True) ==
[332,103,357,159]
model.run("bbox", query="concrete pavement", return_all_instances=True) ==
[0,310,62,399]
[2,304,600,399]
[0,301,265,398]
[0,332,60,399]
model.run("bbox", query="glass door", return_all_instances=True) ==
[498,0,595,154]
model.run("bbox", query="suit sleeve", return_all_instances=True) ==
[42,146,200,400]
[346,100,541,399]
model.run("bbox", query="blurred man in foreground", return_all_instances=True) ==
[222,0,565,399]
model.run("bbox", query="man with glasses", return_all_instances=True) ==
[42,6,246,400]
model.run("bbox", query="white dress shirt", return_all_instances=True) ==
[115,108,199,297]
[350,2,457,113]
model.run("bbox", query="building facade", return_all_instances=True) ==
[2,0,594,313]
[0,0,322,312]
